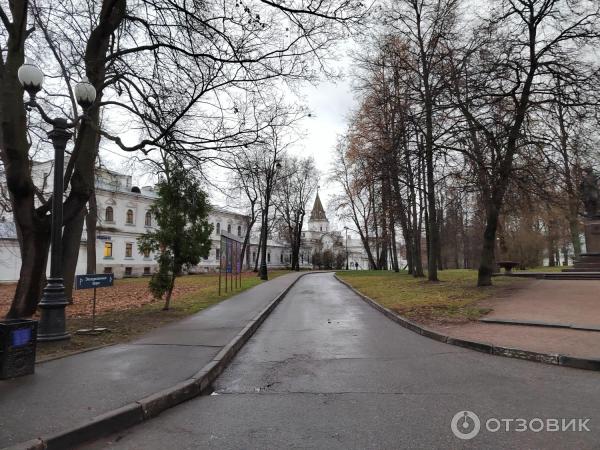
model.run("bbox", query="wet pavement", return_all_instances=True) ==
[85,273,600,449]
[0,272,305,447]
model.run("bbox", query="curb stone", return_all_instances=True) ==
[4,272,318,450]
[2,440,44,450]
[492,346,559,365]
[558,355,600,371]
[334,274,600,373]
[43,403,144,450]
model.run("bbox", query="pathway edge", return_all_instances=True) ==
[333,274,600,373]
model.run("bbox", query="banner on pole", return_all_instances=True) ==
[219,232,244,293]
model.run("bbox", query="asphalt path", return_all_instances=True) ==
[85,273,600,449]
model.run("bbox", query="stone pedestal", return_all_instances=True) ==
[563,217,600,272]
[583,219,600,253]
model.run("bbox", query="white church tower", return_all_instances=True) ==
[308,191,329,233]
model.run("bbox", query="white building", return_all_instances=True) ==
[300,192,375,270]
[0,163,294,281]
[0,164,388,282]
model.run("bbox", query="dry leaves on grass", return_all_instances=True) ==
[0,276,216,319]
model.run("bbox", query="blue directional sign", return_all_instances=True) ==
[76,273,114,290]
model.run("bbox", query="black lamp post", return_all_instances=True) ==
[18,59,96,341]
[344,226,349,270]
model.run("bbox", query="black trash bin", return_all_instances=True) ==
[0,319,38,379]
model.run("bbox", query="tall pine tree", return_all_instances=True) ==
[138,166,213,310]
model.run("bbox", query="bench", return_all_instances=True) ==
[497,261,520,273]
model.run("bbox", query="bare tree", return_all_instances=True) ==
[0,0,366,317]
[384,0,460,280]
[274,155,319,270]
[330,138,380,269]
[447,0,600,285]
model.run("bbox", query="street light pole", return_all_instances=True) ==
[37,119,72,341]
[18,59,96,341]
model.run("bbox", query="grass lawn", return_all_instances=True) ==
[32,270,291,361]
[336,269,525,325]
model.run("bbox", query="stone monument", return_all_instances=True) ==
[563,167,600,272]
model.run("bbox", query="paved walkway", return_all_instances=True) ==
[0,272,305,448]
[436,279,600,358]
[86,273,600,449]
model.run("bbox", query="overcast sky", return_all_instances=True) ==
[292,76,357,218]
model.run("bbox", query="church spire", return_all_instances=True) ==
[310,190,328,222]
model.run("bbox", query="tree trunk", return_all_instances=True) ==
[412,170,424,278]
[355,223,378,270]
[555,79,582,259]
[86,193,97,274]
[568,215,582,257]
[63,208,85,302]
[436,207,443,271]
[370,186,381,269]
[253,231,262,272]
[163,272,176,310]
[258,202,269,280]
[477,202,500,286]
[548,235,556,267]
[293,213,305,271]
[390,224,399,272]
[6,227,50,318]
[240,216,256,270]
[424,145,439,281]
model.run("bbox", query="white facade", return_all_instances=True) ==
[0,163,292,281]
[93,169,158,278]
[0,164,388,282]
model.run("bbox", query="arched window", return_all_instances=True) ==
[227,224,231,233]
[237,225,242,237]
[145,211,152,226]
[216,223,221,234]
[126,209,134,224]
[105,206,114,222]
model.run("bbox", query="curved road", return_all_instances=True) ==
[87,273,600,449]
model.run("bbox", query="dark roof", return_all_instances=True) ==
[309,193,328,222]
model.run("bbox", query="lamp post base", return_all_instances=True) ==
[37,278,70,342]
